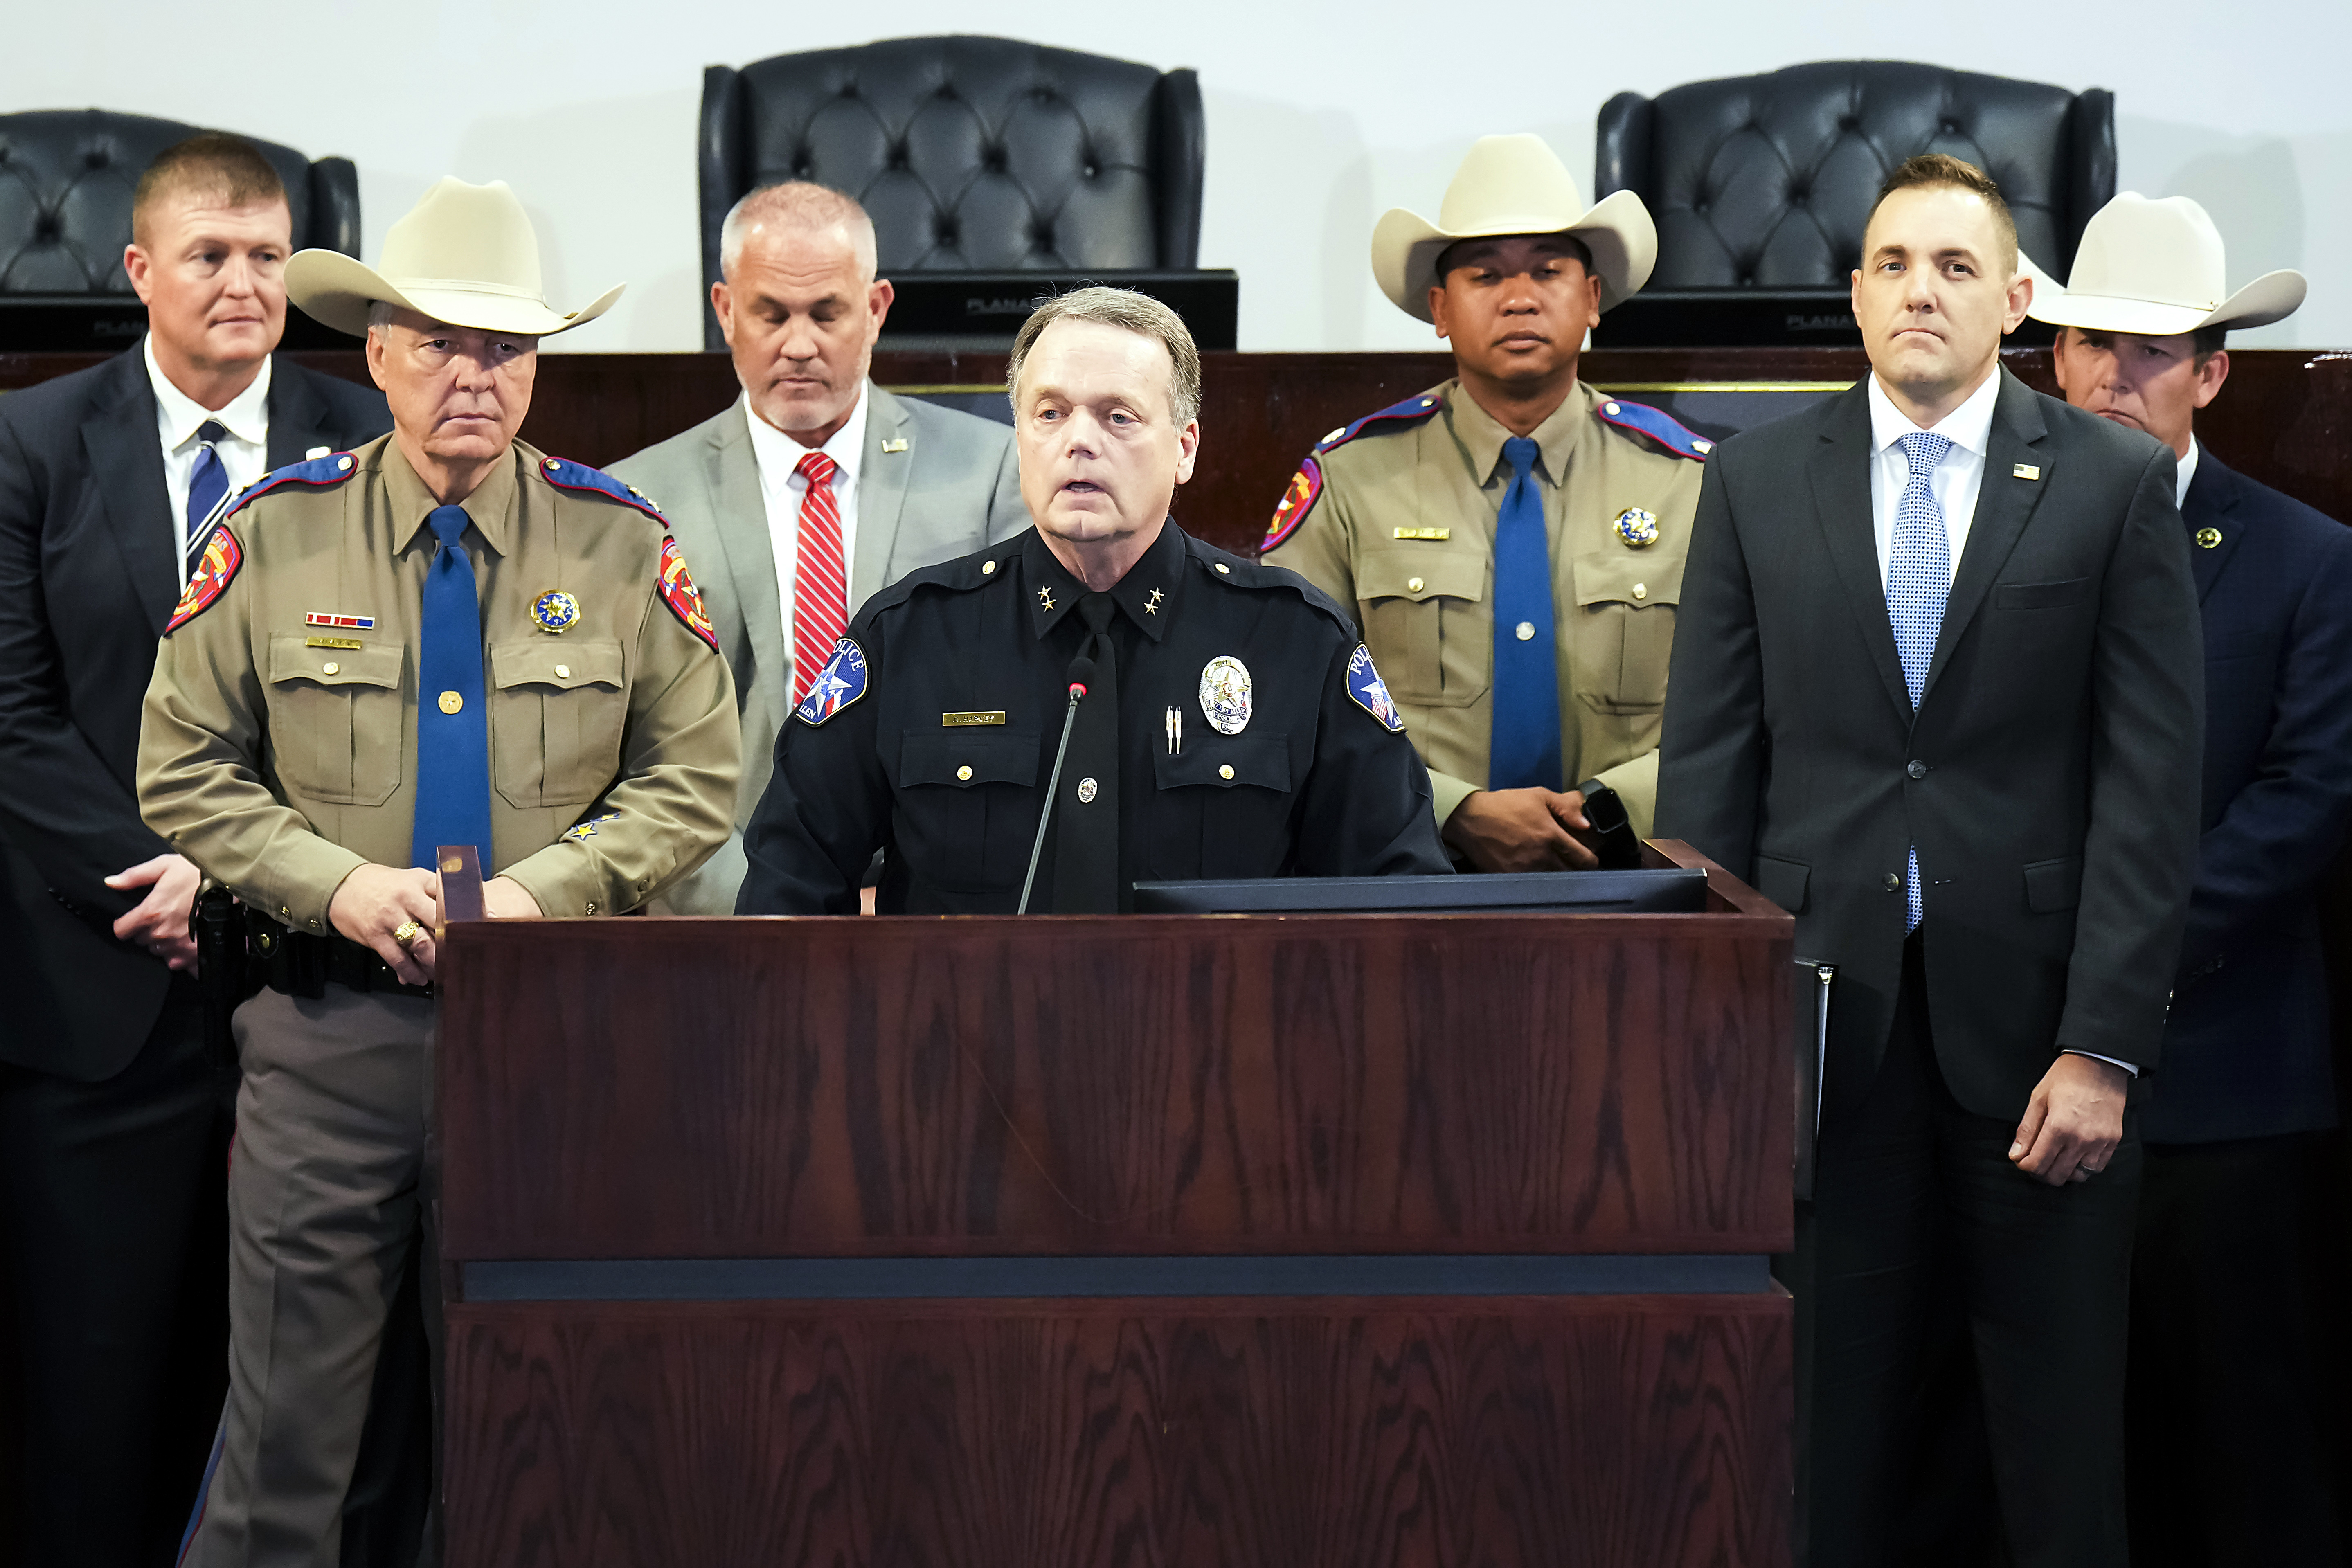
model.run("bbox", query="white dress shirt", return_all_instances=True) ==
[2175,436,2200,510]
[1866,367,1999,590]
[147,336,271,576]
[744,386,868,686]
[1866,369,2137,1078]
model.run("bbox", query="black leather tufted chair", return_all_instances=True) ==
[698,35,1206,349]
[1593,61,2113,346]
[0,110,359,295]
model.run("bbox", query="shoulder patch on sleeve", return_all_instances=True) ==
[1312,390,1446,457]
[1262,455,1324,552]
[794,638,868,725]
[164,525,243,634]
[1346,643,1406,732]
[1595,397,1713,461]
[657,537,720,652]
[537,455,669,522]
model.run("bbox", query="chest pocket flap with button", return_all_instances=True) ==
[898,732,1040,789]
[896,731,1041,891]
[1152,735,1292,793]
[488,639,626,808]
[1358,552,1488,706]
[266,633,405,806]
[1572,555,1682,713]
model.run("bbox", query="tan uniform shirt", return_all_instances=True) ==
[138,434,740,930]
[1263,379,1705,835]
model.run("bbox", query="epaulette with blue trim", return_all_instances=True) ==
[533,454,668,521]
[1310,389,1446,457]
[1263,389,1445,551]
[534,454,719,652]
[212,449,364,531]
[1594,397,1713,461]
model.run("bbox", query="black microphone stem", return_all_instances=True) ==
[1018,685,1086,914]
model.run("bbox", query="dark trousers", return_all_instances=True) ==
[1783,934,2141,1568]
[0,993,236,1568]
[2127,1129,2345,1567]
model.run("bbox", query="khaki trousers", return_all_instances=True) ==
[186,987,438,1568]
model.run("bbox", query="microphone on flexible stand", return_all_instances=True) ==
[1017,655,1096,914]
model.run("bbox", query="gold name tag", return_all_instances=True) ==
[2012,463,2041,481]
[1393,527,1451,541]
[942,711,1007,727]
[306,636,364,650]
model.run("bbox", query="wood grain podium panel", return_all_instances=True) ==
[444,1293,1790,1568]
[435,909,1793,1263]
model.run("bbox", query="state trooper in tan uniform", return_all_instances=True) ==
[138,179,737,1567]
[1264,135,1709,871]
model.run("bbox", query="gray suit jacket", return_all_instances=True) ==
[611,383,1026,912]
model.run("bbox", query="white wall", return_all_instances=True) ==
[11,0,2345,352]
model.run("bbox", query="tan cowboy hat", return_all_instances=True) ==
[1372,134,1657,322]
[2026,192,2304,335]
[286,177,624,338]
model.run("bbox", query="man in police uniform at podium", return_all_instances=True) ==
[138,178,738,1566]
[1262,135,1711,871]
[736,287,1448,914]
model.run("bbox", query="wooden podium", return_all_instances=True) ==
[434,844,1794,1567]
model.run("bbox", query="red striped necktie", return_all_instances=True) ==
[790,450,848,705]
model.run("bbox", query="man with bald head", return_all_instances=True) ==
[613,182,1026,911]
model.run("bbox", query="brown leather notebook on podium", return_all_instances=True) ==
[432,840,1794,1567]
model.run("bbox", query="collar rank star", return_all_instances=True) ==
[794,637,868,725]
[1346,644,1406,731]
[1037,585,1055,613]
[1144,588,1164,615]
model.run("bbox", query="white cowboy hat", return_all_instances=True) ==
[1372,134,1657,322]
[2026,192,2304,335]
[286,177,624,338]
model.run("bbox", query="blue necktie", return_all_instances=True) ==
[1489,435,1562,790]
[184,419,229,582]
[1887,430,1954,932]
[411,505,493,873]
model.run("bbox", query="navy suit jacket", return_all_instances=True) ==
[0,344,390,1080]
[2148,449,2352,1143]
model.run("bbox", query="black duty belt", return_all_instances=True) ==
[246,910,435,1001]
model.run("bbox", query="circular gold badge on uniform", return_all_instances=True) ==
[1614,507,1661,548]
[2193,526,2223,549]
[533,589,580,632]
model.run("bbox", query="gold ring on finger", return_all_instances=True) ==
[393,920,424,947]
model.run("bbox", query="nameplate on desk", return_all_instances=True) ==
[942,710,1007,727]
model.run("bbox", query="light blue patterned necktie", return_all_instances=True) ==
[1888,430,1954,932]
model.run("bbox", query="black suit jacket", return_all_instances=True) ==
[1656,370,2203,1123]
[2149,452,2352,1143]
[0,343,389,1080]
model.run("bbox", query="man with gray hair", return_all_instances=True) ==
[613,181,1026,911]
[736,286,1449,914]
